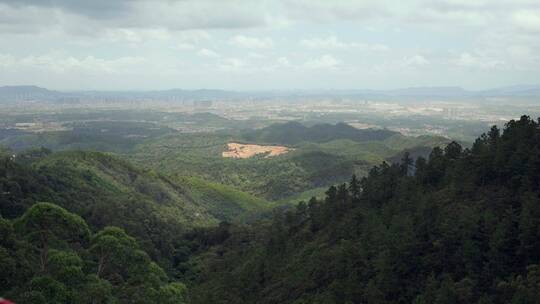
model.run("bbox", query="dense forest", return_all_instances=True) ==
[1,203,187,303]
[180,116,540,303]
[2,116,540,303]
[0,148,270,303]
[242,121,397,145]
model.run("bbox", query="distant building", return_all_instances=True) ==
[443,107,458,118]
[194,100,213,109]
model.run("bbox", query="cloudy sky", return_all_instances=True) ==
[0,0,539,90]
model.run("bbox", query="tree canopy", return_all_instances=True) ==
[1,203,187,303]
[181,116,540,304]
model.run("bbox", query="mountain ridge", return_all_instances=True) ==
[3,84,540,102]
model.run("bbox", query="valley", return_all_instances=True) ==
[2,0,539,301]
[0,108,452,203]
[1,99,540,304]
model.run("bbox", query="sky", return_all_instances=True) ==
[0,0,539,91]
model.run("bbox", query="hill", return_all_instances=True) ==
[127,133,372,200]
[0,150,273,259]
[4,85,540,104]
[0,85,63,103]
[128,131,447,201]
[179,116,540,303]
[173,176,273,222]
[242,121,397,145]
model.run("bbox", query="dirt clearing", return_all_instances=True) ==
[222,143,292,159]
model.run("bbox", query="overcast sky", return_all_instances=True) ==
[0,0,539,90]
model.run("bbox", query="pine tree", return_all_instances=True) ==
[349,174,361,201]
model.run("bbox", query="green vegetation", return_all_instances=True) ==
[127,127,448,201]
[1,203,187,303]
[173,176,273,221]
[0,149,274,266]
[2,114,540,303]
[0,120,175,152]
[175,116,540,303]
[128,136,367,200]
[0,109,258,153]
[1,111,452,202]
[242,121,397,145]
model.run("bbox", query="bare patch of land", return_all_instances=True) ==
[222,142,292,159]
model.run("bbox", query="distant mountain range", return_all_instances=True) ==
[1,84,540,103]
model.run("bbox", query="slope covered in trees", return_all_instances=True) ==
[0,149,272,266]
[129,131,446,201]
[242,121,397,145]
[181,116,540,303]
[0,203,187,303]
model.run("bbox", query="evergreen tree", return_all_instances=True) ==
[348,174,361,201]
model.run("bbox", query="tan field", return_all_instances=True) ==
[222,142,292,159]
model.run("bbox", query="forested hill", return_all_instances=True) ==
[184,116,540,303]
[1,150,273,241]
[0,149,275,302]
[242,121,397,145]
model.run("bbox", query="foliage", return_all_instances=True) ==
[1,203,188,303]
[0,149,275,274]
[242,121,397,145]
[127,129,444,201]
[181,116,540,304]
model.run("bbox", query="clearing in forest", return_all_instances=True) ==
[222,142,292,159]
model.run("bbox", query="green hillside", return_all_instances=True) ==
[1,150,273,262]
[173,175,273,221]
[1,116,451,203]
[179,115,540,304]
[128,137,368,200]
[128,131,449,201]
[33,151,217,226]
[3,116,540,304]
[35,150,272,222]
[242,121,397,145]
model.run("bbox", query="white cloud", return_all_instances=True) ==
[229,35,274,49]
[102,28,172,45]
[453,52,505,70]
[512,10,540,32]
[304,54,341,69]
[0,53,16,67]
[300,36,388,51]
[174,30,211,50]
[300,36,349,49]
[0,53,145,73]
[403,55,430,66]
[277,57,290,66]
[0,0,392,34]
[281,0,388,23]
[175,43,196,50]
[218,58,246,71]
[197,48,221,58]
[1,0,539,89]
[248,52,266,59]
[369,44,390,52]
[177,30,211,43]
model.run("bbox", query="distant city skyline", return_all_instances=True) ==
[0,0,539,90]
